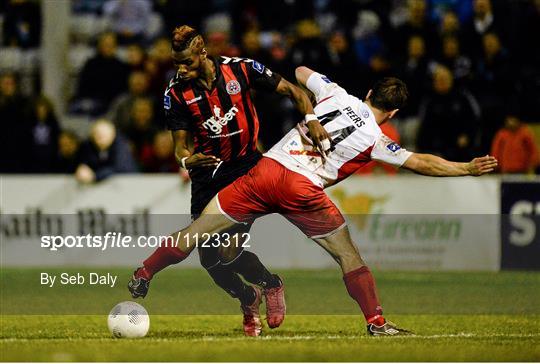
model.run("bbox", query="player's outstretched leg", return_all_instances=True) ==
[313,225,411,336]
[128,206,236,299]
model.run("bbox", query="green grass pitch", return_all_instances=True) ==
[1,268,539,361]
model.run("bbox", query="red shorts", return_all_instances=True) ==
[217,157,346,238]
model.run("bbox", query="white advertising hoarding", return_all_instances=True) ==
[1,174,500,270]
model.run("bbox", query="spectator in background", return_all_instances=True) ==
[2,0,41,48]
[27,95,60,173]
[429,0,473,25]
[417,65,480,161]
[395,35,429,149]
[263,31,289,77]
[108,70,152,132]
[145,37,176,102]
[124,97,158,159]
[140,130,178,173]
[203,13,239,58]
[288,19,332,79]
[240,30,270,64]
[54,130,80,174]
[75,119,137,183]
[438,35,473,88]
[398,35,429,118]
[326,30,358,96]
[491,113,539,174]
[73,32,130,116]
[474,32,513,154]
[438,10,462,39]
[103,0,153,45]
[352,11,393,94]
[242,30,291,150]
[462,0,504,58]
[125,43,147,72]
[392,0,437,56]
[1,72,30,173]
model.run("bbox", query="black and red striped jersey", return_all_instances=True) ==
[163,56,282,161]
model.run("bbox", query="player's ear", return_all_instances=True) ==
[366,89,372,100]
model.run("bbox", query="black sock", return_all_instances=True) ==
[228,250,281,289]
[200,247,255,305]
[205,263,256,305]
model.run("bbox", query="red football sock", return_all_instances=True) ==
[343,266,384,324]
[140,245,189,279]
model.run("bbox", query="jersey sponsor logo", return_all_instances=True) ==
[202,105,239,135]
[289,150,320,156]
[362,109,370,118]
[386,142,402,152]
[252,61,265,73]
[226,80,241,95]
[321,75,332,83]
[343,106,365,129]
[163,95,171,110]
[186,95,202,105]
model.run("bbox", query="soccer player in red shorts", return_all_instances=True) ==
[136,66,498,335]
[128,26,331,336]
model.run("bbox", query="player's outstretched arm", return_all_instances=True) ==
[402,153,498,177]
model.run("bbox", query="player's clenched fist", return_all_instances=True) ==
[467,155,498,176]
[306,119,331,156]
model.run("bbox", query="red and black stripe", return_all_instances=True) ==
[233,62,258,155]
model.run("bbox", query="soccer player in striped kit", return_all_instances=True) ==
[129,26,330,336]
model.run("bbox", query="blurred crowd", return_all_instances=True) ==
[1,0,539,181]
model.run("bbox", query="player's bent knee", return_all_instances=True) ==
[218,244,243,264]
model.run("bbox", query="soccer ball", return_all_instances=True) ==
[107,301,150,338]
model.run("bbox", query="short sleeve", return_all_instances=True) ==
[163,89,193,131]
[370,134,412,167]
[245,59,282,91]
[306,72,347,103]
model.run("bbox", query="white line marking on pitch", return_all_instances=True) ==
[2,333,540,343]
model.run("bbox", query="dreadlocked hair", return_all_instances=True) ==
[171,25,204,52]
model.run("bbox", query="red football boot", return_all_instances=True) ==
[240,286,263,337]
[264,276,286,328]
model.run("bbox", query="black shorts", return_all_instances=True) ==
[189,152,262,218]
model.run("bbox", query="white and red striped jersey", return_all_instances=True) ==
[264,72,412,188]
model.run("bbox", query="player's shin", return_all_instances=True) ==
[200,247,256,305]
[138,234,191,279]
[225,250,282,289]
[343,266,385,325]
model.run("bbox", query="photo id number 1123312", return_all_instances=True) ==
[184,232,251,248]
